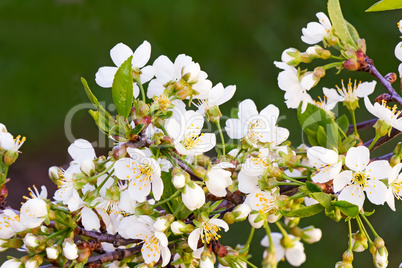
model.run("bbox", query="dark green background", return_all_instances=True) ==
[1,0,402,266]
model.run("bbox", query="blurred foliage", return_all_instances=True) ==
[1,0,402,266]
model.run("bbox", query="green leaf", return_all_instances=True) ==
[332,200,359,218]
[159,171,177,214]
[310,192,332,208]
[81,78,116,134]
[281,203,324,218]
[89,110,115,134]
[131,124,144,136]
[336,114,349,135]
[328,0,357,47]
[345,20,360,43]
[298,103,340,149]
[306,181,323,193]
[112,55,134,118]
[366,0,402,12]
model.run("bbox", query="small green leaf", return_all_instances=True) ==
[160,171,177,214]
[112,55,134,118]
[366,0,402,12]
[332,200,359,218]
[345,20,360,43]
[317,126,329,147]
[310,192,332,208]
[281,203,324,218]
[336,114,349,135]
[328,0,357,47]
[306,181,323,193]
[363,209,375,217]
[131,124,144,136]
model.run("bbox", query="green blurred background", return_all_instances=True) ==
[1,0,402,266]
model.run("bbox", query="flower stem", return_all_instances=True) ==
[173,202,184,217]
[263,221,274,253]
[136,79,147,103]
[245,227,255,249]
[361,214,379,238]
[87,162,115,183]
[368,133,381,151]
[215,120,226,155]
[349,108,359,137]
[347,219,353,251]
[152,189,181,208]
[275,221,289,239]
[356,215,373,244]
[281,174,305,185]
[238,257,258,268]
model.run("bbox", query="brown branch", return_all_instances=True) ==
[86,245,142,267]
[75,226,141,247]
[372,152,393,161]
[363,128,402,151]
[360,53,402,105]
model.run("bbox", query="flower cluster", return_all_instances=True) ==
[1,1,402,267]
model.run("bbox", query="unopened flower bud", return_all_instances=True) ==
[195,154,211,168]
[80,160,96,176]
[373,247,388,268]
[193,166,207,179]
[335,261,353,268]
[200,251,215,268]
[25,259,40,268]
[262,248,278,268]
[281,48,300,66]
[172,172,188,189]
[357,38,366,53]
[342,249,354,263]
[205,105,222,124]
[344,58,360,71]
[62,239,79,260]
[0,124,6,133]
[171,221,193,235]
[233,204,251,222]
[301,226,322,244]
[46,245,61,260]
[23,234,40,249]
[390,155,401,167]
[182,182,205,211]
[351,231,368,252]
[223,212,236,225]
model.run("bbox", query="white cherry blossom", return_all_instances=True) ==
[20,186,49,229]
[95,41,154,98]
[274,62,314,112]
[323,79,376,105]
[333,146,391,209]
[301,12,332,45]
[114,148,163,202]
[245,189,278,217]
[307,146,342,183]
[149,54,212,99]
[166,110,216,156]
[119,216,171,267]
[0,209,26,239]
[261,232,306,267]
[225,99,289,148]
[364,97,402,131]
[195,83,236,115]
[395,41,402,62]
[188,217,229,251]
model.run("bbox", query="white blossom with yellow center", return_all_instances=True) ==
[0,209,25,239]
[114,148,163,202]
[225,99,289,148]
[323,79,376,105]
[188,217,229,251]
[245,189,278,217]
[385,163,402,211]
[364,97,402,131]
[194,82,236,115]
[118,215,171,267]
[333,146,391,209]
[20,185,49,229]
[166,110,216,156]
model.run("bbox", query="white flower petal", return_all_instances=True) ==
[132,41,151,68]
[365,180,387,205]
[153,55,175,83]
[333,171,353,192]
[110,43,134,67]
[95,66,118,88]
[338,185,365,209]
[345,146,370,172]
[68,139,96,163]
[188,228,203,251]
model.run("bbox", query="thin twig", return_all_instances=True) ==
[372,152,393,161]
[87,244,142,266]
